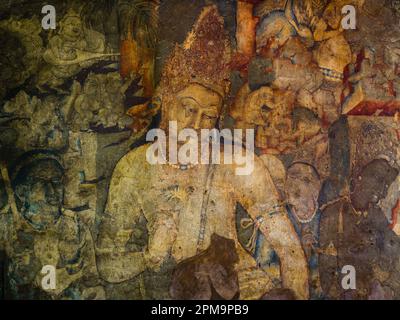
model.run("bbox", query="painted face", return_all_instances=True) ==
[351,159,398,211]
[167,83,222,133]
[61,16,83,40]
[256,13,295,55]
[285,163,321,223]
[240,87,294,151]
[323,3,341,30]
[15,159,64,231]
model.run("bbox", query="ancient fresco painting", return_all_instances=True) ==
[0,0,399,300]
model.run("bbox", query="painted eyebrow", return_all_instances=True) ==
[179,97,219,110]
[203,105,219,112]
[179,97,199,104]
[179,97,202,109]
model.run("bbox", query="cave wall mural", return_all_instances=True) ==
[0,0,399,300]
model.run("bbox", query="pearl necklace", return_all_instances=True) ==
[156,144,198,171]
[168,163,197,170]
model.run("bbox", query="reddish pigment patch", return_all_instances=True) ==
[229,52,251,76]
[390,199,400,230]
[347,101,400,116]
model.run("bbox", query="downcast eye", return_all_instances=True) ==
[183,104,197,117]
[261,105,272,113]
[203,113,216,120]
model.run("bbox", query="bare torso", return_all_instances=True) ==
[97,144,309,299]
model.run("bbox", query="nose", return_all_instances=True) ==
[46,182,56,196]
[45,182,61,204]
[193,111,203,130]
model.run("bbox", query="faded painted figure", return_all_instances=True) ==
[37,8,117,92]
[319,117,400,299]
[96,6,309,300]
[0,152,100,299]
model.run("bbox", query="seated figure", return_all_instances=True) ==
[96,6,309,300]
[37,9,117,92]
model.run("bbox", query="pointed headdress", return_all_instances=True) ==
[157,5,231,128]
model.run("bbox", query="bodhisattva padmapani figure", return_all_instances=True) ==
[96,6,309,300]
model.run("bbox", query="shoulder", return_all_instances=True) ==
[107,145,153,207]
[113,144,151,176]
[217,146,270,184]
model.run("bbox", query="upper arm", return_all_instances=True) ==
[230,155,280,211]
[97,153,143,252]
